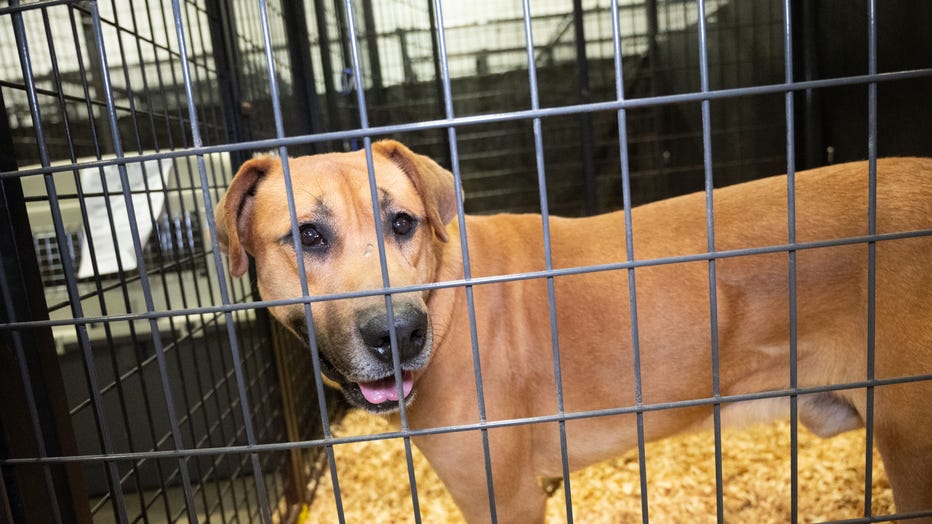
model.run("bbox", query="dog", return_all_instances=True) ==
[215,140,932,523]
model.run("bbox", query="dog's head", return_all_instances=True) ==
[214,140,457,413]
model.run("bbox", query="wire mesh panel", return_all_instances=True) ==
[0,1,331,523]
[3,0,932,523]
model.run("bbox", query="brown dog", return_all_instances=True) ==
[215,140,932,523]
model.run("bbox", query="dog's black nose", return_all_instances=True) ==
[357,304,428,364]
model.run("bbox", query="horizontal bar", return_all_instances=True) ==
[4,67,931,180]
[3,226,931,332]
[0,0,75,16]
[5,372,931,465]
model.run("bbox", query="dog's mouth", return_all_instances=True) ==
[294,325,418,413]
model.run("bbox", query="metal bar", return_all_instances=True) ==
[609,0,650,520]
[0,0,73,15]
[426,0,451,166]
[153,7,253,514]
[573,0,596,215]
[167,0,270,521]
[312,0,343,141]
[8,65,932,182]
[429,0,499,519]
[249,0,332,520]
[137,3,252,515]
[6,371,932,467]
[797,0,823,168]
[341,0,423,519]
[282,0,324,156]
[863,0,878,518]
[242,0,349,519]
[360,0,383,98]
[520,1,574,521]
[781,1,800,522]
[120,0,230,516]
[695,2,725,521]
[4,224,931,333]
[174,0,275,520]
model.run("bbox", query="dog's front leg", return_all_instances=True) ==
[414,424,547,523]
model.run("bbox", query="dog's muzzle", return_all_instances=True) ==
[353,303,428,405]
[291,302,431,413]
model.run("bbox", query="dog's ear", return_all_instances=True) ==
[372,139,458,242]
[214,156,280,277]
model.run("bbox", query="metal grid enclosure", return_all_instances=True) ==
[2,0,932,523]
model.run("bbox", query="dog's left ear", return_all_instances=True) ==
[372,140,458,242]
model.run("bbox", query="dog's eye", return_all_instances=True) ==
[392,213,416,236]
[299,224,327,249]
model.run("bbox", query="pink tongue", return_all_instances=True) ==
[358,371,414,405]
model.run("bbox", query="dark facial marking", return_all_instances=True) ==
[278,199,338,257]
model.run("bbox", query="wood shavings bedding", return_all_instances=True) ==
[303,409,892,523]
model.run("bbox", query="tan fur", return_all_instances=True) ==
[216,141,932,523]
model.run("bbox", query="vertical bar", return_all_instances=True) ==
[174,0,267,520]
[572,0,596,215]
[520,1,574,521]
[206,0,248,167]
[78,8,114,156]
[282,0,324,155]
[645,0,666,190]
[863,0,878,518]
[609,1,650,522]
[695,1,725,522]
[251,0,342,521]
[796,0,823,169]
[360,0,383,101]
[174,0,278,520]
[430,0,499,520]
[781,2,799,522]
[312,0,343,139]
[426,0,451,166]
[342,0,424,520]
[244,0,349,518]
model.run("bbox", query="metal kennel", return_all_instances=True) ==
[1,0,931,523]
